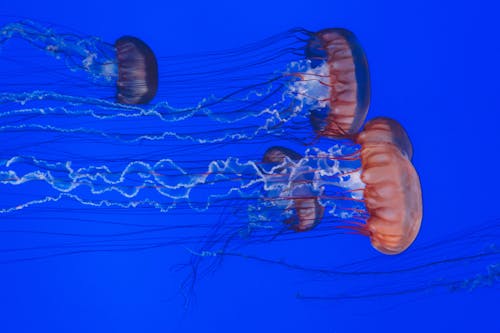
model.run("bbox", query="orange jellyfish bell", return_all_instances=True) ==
[263,146,324,232]
[306,28,370,139]
[356,117,423,254]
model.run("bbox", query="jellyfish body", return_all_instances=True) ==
[263,146,324,232]
[305,28,370,138]
[115,36,158,105]
[356,117,422,254]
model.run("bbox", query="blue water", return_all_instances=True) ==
[0,1,499,332]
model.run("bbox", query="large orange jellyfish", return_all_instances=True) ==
[355,117,422,254]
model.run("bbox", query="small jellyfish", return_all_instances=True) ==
[115,36,158,104]
[263,146,325,232]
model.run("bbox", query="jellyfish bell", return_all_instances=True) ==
[305,28,370,139]
[356,117,422,254]
[290,197,325,232]
[115,36,158,105]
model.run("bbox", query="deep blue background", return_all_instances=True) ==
[0,0,499,332]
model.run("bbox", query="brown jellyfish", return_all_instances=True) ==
[263,146,324,232]
[115,36,158,105]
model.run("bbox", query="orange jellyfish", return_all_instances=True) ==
[305,28,371,139]
[355,117,422,254]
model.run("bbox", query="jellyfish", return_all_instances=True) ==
[304,28,370,139]
[0,20,370,147]
[261,146,325,232]
[114,36,158,104]
[0,20,158,104]
[355,117,422,254]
